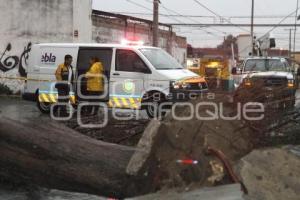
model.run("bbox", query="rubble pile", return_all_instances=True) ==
[64,93,300,196]
[125,93,300,195]
[236,146,300,200]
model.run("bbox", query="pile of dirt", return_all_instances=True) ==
[129,94,258,192]
[145,93,300,193]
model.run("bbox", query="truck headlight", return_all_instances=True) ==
[287,79,294,88]
[171,81,188,89]
[171,81,179,89]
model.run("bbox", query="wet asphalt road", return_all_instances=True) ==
[0,96,149,123]
[0,96,49,123]
[0,88,300,123]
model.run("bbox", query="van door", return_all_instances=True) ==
[76,48,113,102]
[110,49,151,109]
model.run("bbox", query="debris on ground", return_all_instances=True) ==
[127,95,257,192]
[64,113,150,146]
[62,93,300,197]
[236,146,300,200]
[1,92,300,199]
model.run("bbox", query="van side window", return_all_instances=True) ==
[116,49,150,73]
[76,48,112,101]
[77,49,113,77]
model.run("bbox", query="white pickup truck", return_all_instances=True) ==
[233,57,297,108]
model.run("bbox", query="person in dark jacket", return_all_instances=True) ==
[54,55,74,116]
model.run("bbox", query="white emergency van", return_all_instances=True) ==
[23,43,208,118]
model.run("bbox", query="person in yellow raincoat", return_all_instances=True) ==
[84,57,104,114]
[85,57,104,94]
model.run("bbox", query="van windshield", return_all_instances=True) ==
[140,48,183,70]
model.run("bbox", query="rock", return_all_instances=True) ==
[126,120,162,176]
[236,146,300,200]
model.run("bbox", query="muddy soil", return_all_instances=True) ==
[64,112,150,146]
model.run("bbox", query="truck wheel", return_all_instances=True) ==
[37,101,51,114]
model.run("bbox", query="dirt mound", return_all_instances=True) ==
[129,94,257,192]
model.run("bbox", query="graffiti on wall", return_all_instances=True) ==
[0,42,32,77]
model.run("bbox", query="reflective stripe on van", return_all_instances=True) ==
[108,97,141,109]
[38,93,141,109]
[38,93,76,104]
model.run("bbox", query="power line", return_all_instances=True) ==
[126,0,152,12]
[125,0,184,24]
[143,0,225,37]
[141,0,187,24]
[111,12,296,19]
[159,1,220,37]
[156,1,190,24]
[160,3,225,36]
[264,7,300,35]
[169,23,300,27]
[231,8,300,56]
[145,0,224,37]
[192,0,250,32]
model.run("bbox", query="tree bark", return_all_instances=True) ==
[0,118,151,198]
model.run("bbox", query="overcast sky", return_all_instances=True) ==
[93,0,300,50]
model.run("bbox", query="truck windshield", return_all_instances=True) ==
[245,59,288,72]
[140,48,183,70]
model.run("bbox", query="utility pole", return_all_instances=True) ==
[284,28,294,58]
[289,28,294,59]
[293,0,299,59]
[250,0,255,56]
[289,28,293,58]
[153,0,160,47]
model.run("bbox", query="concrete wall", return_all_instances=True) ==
[0,0,186,92]
[0,0,92,92]
[92,15,187,66]
[0,0,73,92]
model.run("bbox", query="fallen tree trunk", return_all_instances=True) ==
[0,118,152,198]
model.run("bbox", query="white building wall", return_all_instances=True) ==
[0,0,93,92]
[0,0,186,92]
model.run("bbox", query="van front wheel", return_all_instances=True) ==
[145,101,159,118]
[143,92,168,119]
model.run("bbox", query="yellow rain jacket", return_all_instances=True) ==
[85,62,104,92]
[55,64,69,81]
